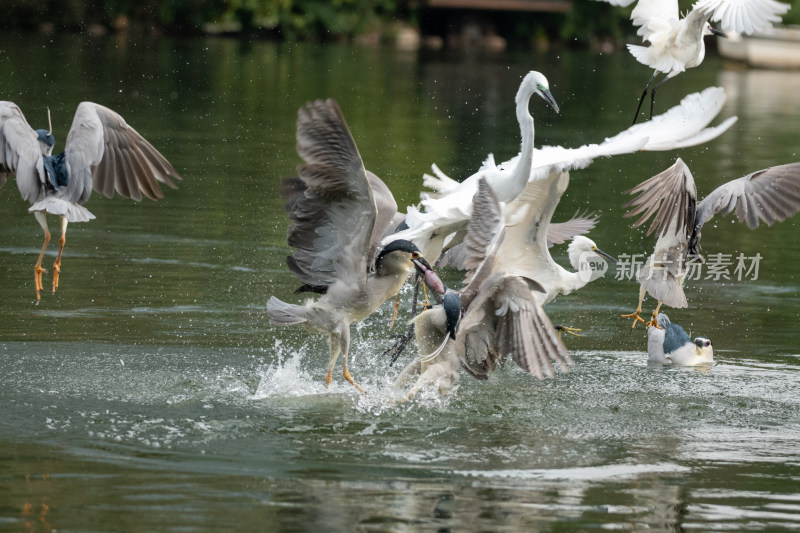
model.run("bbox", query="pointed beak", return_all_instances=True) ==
[710,26,727,38]
[542,89,559,114]
[593,247,617,264]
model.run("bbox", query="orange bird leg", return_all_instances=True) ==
[620,285,647,330]
[389,293,400,329]
[33,212,51,300]
[52,216,68,293]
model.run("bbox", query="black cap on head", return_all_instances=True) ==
[378,239,420,259]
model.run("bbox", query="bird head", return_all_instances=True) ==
[520,71,560,114]
[655,313,671,329]
[705,24,727,38]
[694,336,714,360]
[378,239,446,295]
[35,129,55,156]
[568,235,617,280]
[442,290,462,340]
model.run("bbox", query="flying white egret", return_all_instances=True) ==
[266,99,445,394]
[621,157,800,328]
[387,70,558,261]
[647,313,713,366]
[389,85,737,265]
[594,0,790,123]
[0,101,181,300]
[394,178,571,400]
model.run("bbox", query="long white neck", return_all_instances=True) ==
[680,8,714,68]
[548,254,606,302]
[496,82,537,202]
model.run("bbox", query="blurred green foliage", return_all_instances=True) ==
[1,0,799,44]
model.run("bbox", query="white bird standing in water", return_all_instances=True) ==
[594,0,790,123]
[621,158,800,328]
[390,84,737,266]
[266,99,445,394]
[648,313,713,366]
[0,101,181,300]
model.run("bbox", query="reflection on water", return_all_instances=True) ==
[0,32,799,532]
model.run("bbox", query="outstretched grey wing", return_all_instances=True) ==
[0,101,46,203]
[63,102,181,205]
[695,162,800,231]
[623,157,697,238]
[457,274,571,380]
[284,99,379,292]
[458,177,505,308]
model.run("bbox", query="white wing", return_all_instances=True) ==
[63,102,181,205]
[631,0,680,41]
[389,87,734,259]
[0,101,46,203]
[693,0,790,34]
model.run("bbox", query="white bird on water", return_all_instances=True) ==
[594,0,790,123]
[647,313,713,366]
[0,101,181,300]
[389,82,737,266]
[621,157,800,328]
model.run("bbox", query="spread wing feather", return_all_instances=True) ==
[64,102,181,204]
[283,99,380,292]
[0,101,47,203]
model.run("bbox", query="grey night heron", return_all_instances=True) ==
[0,101,181,300]
[389,84,736,266]
[266,99,445,394]
[593,0,789,123]
[621,157,800,328]
[647,313,713,366]
[394,178,573,400]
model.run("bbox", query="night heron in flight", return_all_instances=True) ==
[594,0,789,123]
[390,85,736,265]
[266,99,445,394]
[648,313,713,366]
[621,157,800,328]
[394,178,572,400]
[0,101,181,300]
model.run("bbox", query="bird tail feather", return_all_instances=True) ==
[28,197,95,223]
[267,296,308,325]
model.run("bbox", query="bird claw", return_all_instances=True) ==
[52,261,61,293]
[555,325,582,338]
[620,311,646,330]
[645,313,661,329]
[380,323,415,366]
[34,265,47,300]
[342,369,367,395]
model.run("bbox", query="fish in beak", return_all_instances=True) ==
[412,255,446,295]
